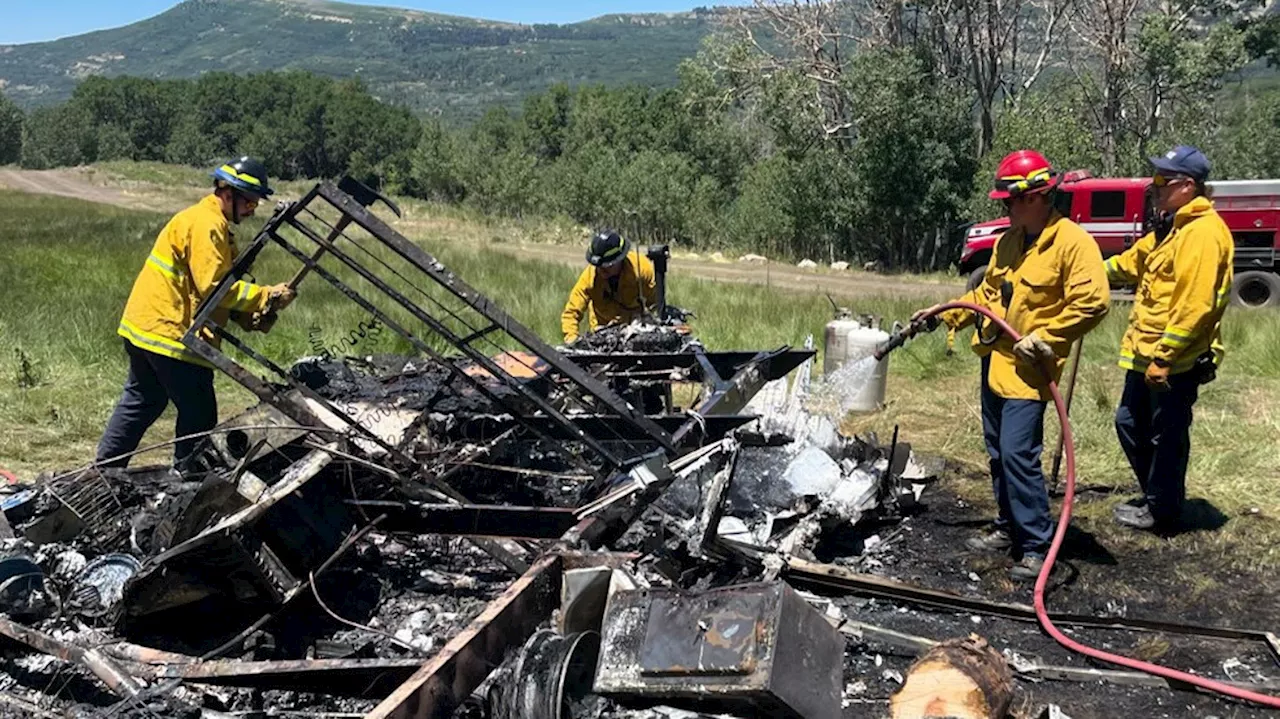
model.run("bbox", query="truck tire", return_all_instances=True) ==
[965,266,986,292]
[1231,271,1280,308]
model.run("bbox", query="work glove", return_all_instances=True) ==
[267,284,297,311]
[908,305,942,334]
[1012,330,1056,366]
[1144,360,1172,392]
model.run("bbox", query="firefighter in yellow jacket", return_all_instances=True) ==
[911,150,1110,581]
[561,230,657,345]
[97,157,296,470]
[1106,145,1232,533]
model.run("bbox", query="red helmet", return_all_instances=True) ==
[989,149,1060,200]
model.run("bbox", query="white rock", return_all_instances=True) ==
[831,261,850,271]
[739,253,768,264]
[394,628,413,644]
[798,259,818,269]
[709,251,729,263]
[967,572,981,582]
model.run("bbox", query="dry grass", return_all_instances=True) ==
[5,164,1280,578]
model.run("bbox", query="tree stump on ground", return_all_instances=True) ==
[889,634,1014,719]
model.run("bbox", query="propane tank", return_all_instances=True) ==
[823,309,890,412]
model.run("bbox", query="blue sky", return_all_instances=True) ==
[2,0,746,44]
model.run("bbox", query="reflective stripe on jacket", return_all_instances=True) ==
[117,195,270,366]
[560,251,658,343]
[940,213,1110,401]
[1104,196,1233,375]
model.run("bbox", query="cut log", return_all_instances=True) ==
[889,634,1014,719]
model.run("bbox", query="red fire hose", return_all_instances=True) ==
[891,300,1280,709]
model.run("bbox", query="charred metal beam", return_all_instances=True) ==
[563,350,814,384]
[313,183,674,452]
[672,348,778,447]
[781,555,1278,644]
[449,414,758,444]
[268,218,628,469]
[366,554,563,719]
[345,501,580,540]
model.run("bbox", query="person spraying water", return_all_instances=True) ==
[902,149,1112,582]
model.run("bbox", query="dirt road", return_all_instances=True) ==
[0,166,960,300]
[0,168,179,211]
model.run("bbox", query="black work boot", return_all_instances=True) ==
[965,529,1013,553]
[1112,496,1147,521]
[1009,554,1046,582]
[1114,504,1156,530]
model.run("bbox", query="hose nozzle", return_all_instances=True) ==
[873,315,940,361]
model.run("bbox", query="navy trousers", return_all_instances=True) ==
[980,357,1054,557]
[96,340,217,469]
[1114,369,1199,524]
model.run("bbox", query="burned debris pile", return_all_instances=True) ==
[9,178,1265,719]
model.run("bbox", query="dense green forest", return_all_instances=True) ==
[0,0,716,118]
[3,0,1279,270]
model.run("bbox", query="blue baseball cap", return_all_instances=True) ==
[1149,145,1210,182]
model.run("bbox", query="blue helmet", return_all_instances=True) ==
[211,156,274,199]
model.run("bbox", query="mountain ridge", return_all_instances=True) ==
[0,0,725,118]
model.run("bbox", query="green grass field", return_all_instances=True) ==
[2,187,1279,578]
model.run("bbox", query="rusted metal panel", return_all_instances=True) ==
[366,553,563,719]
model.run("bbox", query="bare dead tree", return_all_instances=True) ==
[710,1,858,145]
[944,0,1073,154]
[1063,0,1147,172]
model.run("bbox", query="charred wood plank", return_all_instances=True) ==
[0,616,142,698]
[160,657,426,697]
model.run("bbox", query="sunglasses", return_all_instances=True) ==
[1152,173,1191,188]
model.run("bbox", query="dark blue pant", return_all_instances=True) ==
[981,357,1053,557]
[96,340,217,469]
[1114,369,1198,524]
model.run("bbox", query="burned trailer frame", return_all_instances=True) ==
[181,177,676,477]
[111,177,821,717]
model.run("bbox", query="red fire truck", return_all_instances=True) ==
[958,171,1280,307]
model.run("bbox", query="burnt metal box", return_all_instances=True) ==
[594,581,844,719]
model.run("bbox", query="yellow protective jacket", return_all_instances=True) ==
[941,213,1110,401]
[561,251,657,343]
[117,195,271,367]
[1104,196,1233,375]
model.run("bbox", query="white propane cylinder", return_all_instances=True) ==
[822,311,890,412]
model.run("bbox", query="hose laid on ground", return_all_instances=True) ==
[891,300,1280,710]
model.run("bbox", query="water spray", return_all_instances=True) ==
[878,301,1280,710]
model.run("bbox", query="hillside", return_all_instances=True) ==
[0,0,722,118]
